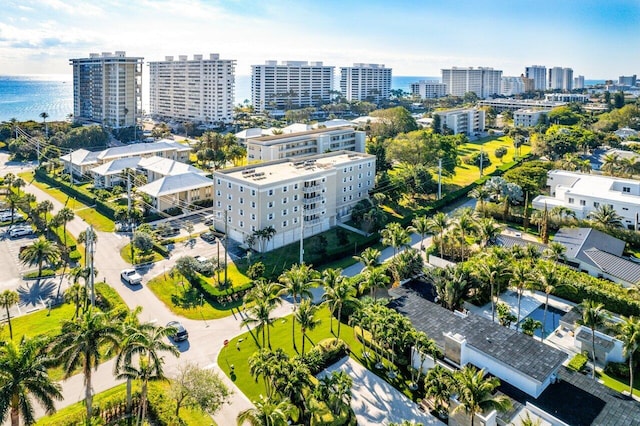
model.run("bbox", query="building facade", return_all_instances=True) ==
[246,127,366,162]
[477,98,567,113]
[339,63,391,103]
[213,151,376,252]
[619,75,637,86]
[548,67,573,91]
[410,80,447,99]
[525,65,547,91]
[532,170,640,229]
[435,108,485,136]
[574,75,585,90]
[544,93,589,103]
[441,67,502,98]
[513,109,550,127]
[251,61,334,112]
[148,54,236,125]
[501,76,526,96]
[70,51,143,128]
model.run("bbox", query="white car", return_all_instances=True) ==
[121,268,143,285]
[203,214,215,226]
[9,226,33,238]
[194,255,209,265]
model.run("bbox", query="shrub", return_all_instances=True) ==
[604,361,631,380]
[95,282,127,314]
[567,352,588,372]
[24,269,55,279]
[494,146,508,160]
[304,338,350,375]
[68,250,82,262]
[164,207,183,216]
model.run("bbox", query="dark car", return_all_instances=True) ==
[167,320,189,341]
[200,232,216,243]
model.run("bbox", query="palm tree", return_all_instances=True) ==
[352,247,381,274]
[242,300,276,349]
[381,222,411,256]
[408,215,430,252]
[360,267,390,299]
[295,299,320,355]
[5,192,24,225]
[510,262,533,331]
[279,263,316,350]
[318,268,342,334]
[18,238,61,278]
[453,366,511,426]
[244,279,282,309]
[52,308,122,419]
[476,259,501,323]
[601,153,621,176]
[54,207,75,246]
[543,241,566,264]
[322,275,358,339]
[237,394,299,426]
[11,178,25,197]
[536,261,563,340]
[578,299,606,379]
[0,290,19,340]
[614,316,640,397]
[453,209,477,261]
[64,282,87,319]
[588,204,623,228]
[0,336,63,426]
[428,212,450,259]
[424,365,453,418]
[520,317,543,337]
[470,186,490,215]
[39,112,49,138]
[476,217,503,248]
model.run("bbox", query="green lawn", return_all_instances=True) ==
[147,273,243,320]
[218,306,418,404]
[120,243,165,264]
[1,303,76,343]
[443,136,532,187]
[598,370,640,395]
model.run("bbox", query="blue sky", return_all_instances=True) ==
[1,0,638,78]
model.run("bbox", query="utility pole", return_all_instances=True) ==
[437,158,442,200]
[87,226,96,307]
[224,210,228,286]
[299,208,304,265]
[68,149,73,186]
[479,149,484,177]
[127,170,132,215]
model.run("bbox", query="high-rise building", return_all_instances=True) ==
[410,80,447,99]
[149,54,236,125]
[339,63,391,103]
[574,75,585,90]
[441,67,502,98]
[251,61,334,112]
[70,51,143,128]
[520,75,535,92]
[501,76,526,96]
[548,67,573,91]
[619,75,637,86]
[525,65,547,91]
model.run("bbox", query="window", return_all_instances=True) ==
[623,207,629,210]
[282,220,288,227]
[239,186,244,193]
[251,189,256,196]
[239,209,244,216]
[294,183,298,190]
[268,201,274,208]
[227,205,232,211]
[251,201,256,208]
[568,198,574,204]
[580,200,586,206]
[216,190,221,196]
[216,201,221,207]
[293,217,298,224]
[343,168,347,173]
[227,182,231,189]
[239,220,244,227]
[251,225,256,232]
[239,197,244,204]
[293,206,299,212]
[282,197,288,204]
[227,194,232,200]
[623,187,631,193]
[251,213,256,220]
[359,164,362,169]
[367,171,372,177]
[608,204,614,209]
[283,186,288,193]
[268,213,274,220]
[593,202,600,208]
[216,179,221,185]
[343,177,347,183]
[282,209,288,216]
[293,194,298,201]
[268,189,274,196]
[343,196,347,202]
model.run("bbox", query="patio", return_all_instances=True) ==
[321,357,443,426]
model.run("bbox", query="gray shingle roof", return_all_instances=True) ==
[583,248,640,285]
[554,228,625,267]
[496,235,547,253]
[576,328,615,351]
[389,286,567,383]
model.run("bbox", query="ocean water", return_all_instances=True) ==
[0,75,73,122]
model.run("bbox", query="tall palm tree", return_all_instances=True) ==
[588,204,623,228]
[0,336,63,426]
[476,217,503,248]
[578,299,606,379]
[0,291,19,340]
[5,192,25,225]
[381,222,411,256]
[352,247,381,274]
[321,273,359,339]
[510,262,533,331]
[469,186,490,215]
[536,261,563,340]
[241,300,276,348]
[408,215,430,252]
[279,264,316,350]
[39,112,49,138]
[11,178,25,197]
[54,207,75,246]
[453,366,511,426]
[64,282,87,319]
[318,268,342,334]
[475,259,501,323]
[428,212,450,259]
[18,238,61,278]
[614,316,640,397]
[601,153,620,176]
[237,394,299,426]
[52,308,122,419]
[454,209,477,261]
[543,241,566,264]
[295,299,320,355]
[244,279,282,309]
[360,267,390,300]
[424,365,453,418]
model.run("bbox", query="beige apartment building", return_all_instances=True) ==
[213,151,376,252]
[246,126,366,162]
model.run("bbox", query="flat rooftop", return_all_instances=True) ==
[216,151,374,186]
[251,126,356,144]
[549,170,640,204]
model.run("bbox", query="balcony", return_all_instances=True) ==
[302,183,325,194]
[303,194,324,203]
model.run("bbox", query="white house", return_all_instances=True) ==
[136,173,213,212]
[434,108,485,136]
[532,170,640,229]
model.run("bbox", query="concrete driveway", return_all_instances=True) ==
[321,357,443,426]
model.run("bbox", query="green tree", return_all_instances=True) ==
[578,299,607,379]
[18,238,61,278]
[169,361,231,417]
[321,269,358,338]
[520,317,542,337]
[241,300,276,349]
[237,394,299,426]
[53,207,75,246]
[381,222,411,256]
[353,247,381,274]
[409,215,430,252]
[453,366,511,426]
[588,204,623,228]
[510,262,533,331]
[0,336,62,426]
[614,316,640,398]
[424,364,453,417]
[295,299,320,355]
[52,309,122,419]
[39,112,49,139]
[429,212,450,259]
[64,281,88,319]
[278,264,316,350]
[0,290,19,340]
[359,267,390,299]
[132,231,154,255]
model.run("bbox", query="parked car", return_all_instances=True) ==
[203,214,215,226]
[200,232,216,243]
[9,226,33,238]
[120,268,143,285]
[194,255,209,265]
[167,320,189,341]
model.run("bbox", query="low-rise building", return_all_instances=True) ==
[513,109,550,127]
[246,126,365,162]
[434,108,485,136]
[136,173,213,212]
[532,170,640,229]
[544,93,588,103]
[212,151,376,252]
[410,80,447,99]
[477,99,566,113]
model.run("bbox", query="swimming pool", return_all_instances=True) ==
[520,304,566,338]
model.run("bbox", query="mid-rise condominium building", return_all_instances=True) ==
[148,54,236,125]
[213,151,376,252]
[251,61,334,112]
[441,67,502,98]
[548,67,573,91]
[501,76,526,96]
[619,75,637,87]
[477,98,566,113]
[70,51,143,128]
[340,63,391,103]
[246,126,366,162]
[574,75,585,90]
[410,80,447,99]
[434,108,485,136]
[525,65,547,91]
[513,109,551,127]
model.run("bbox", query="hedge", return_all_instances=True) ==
[567,352,589,372]
[95,282,128,313]
[24,269,55,279]
[190,274,254,304]
[305,338,351,375]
